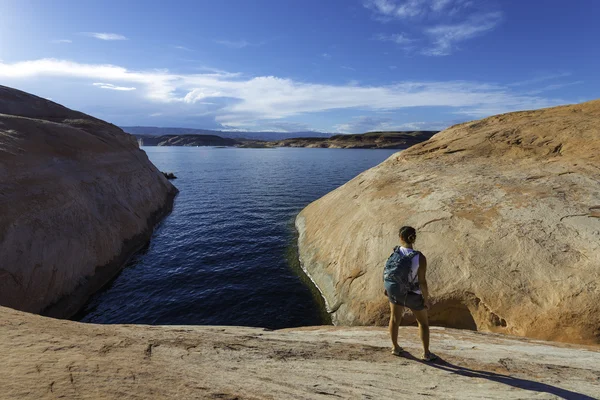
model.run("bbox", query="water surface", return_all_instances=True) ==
[77,147,397,328]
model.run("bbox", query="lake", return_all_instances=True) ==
[76,147,398,328]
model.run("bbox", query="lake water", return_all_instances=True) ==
[76,147,398,329]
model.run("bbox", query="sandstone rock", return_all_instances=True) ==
[1,306,599,399]
[297,100,600,345]
[0,85,177,317]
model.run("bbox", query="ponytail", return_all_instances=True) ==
[398,226,417,244]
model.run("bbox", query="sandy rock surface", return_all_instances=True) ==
[0,85,177,316]
[1,306,599,399]
[297,100,600,345]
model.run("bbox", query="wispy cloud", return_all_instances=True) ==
[367,1,503,56]
[341,66,356,71]
[375,33,415,46]
[364,0,424,20]
[83,32,128,41]
[508,72,572,87]
[322,53,332,59]
[423,11,503,56]
[364,0,473,20]
[335,115,449,133]
[524,81,584,95]
[0,58,569,129]
[173,45,193,51]
[51,39,72,44]
[92,82,136,91]
[214,39,263,49]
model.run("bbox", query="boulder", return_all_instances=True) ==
[0,85,177,317]
[297,100,600,345]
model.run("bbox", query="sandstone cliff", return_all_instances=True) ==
[2,306,599,399]
[0,86,177,317]
[297,100,600,345]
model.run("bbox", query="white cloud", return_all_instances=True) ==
[51,39,72,44]
[0,58,568,129]
[367,1,502,56]
[508,72,572,87]
[364,0,424,19]
[422,12,502,56]
[92,82,136,91]
[364,0,473,20]
[174,45,193,51]
[335,116,392,133]
[341,66,356,71]
[524,81,583,95]
[375,33,415,46]
[322,53,332,59]
[83,32,128,41]
[214,39,263,49]
[335,116,449,133]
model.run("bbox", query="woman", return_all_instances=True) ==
[384,226,436,361]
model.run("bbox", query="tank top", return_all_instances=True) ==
[397,246,421,294]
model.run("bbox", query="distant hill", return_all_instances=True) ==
[132,130,439,149]
[136,134,237,147]
[122,126,332,141]
[261,131,439,149]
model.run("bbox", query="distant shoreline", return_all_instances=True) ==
[134,130,438,149]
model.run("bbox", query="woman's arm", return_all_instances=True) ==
[417,253,430,308]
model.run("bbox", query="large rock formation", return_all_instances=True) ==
[2,305,599,399]
[0,85,177,317]
[297,100,600,345]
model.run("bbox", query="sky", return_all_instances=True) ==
[0,0,598,133]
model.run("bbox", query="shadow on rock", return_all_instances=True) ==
[400,353,595,400]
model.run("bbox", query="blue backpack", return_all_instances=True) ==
[383,247,420,298]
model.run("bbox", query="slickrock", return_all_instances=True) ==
[297,100,600,345]
[1,306,599,399]
[0,86,177,317]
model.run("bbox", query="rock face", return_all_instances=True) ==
[297,100,600,345]
[2,306,599,399]
[0,85,177,317]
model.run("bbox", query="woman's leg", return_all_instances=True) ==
[412,308,430,357]
[389,302,404,352]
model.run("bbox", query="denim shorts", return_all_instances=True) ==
[388,292,425,311]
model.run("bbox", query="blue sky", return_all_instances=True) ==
[0,0,598,133]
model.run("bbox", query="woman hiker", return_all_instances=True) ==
[383,226,437,362]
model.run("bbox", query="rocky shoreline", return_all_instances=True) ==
[42,186,178,319]
[296,100,600,345]
[0,85,178,317]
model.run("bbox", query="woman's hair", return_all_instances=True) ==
[399,226,417,244]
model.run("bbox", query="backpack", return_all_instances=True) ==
[383,247,420,298]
